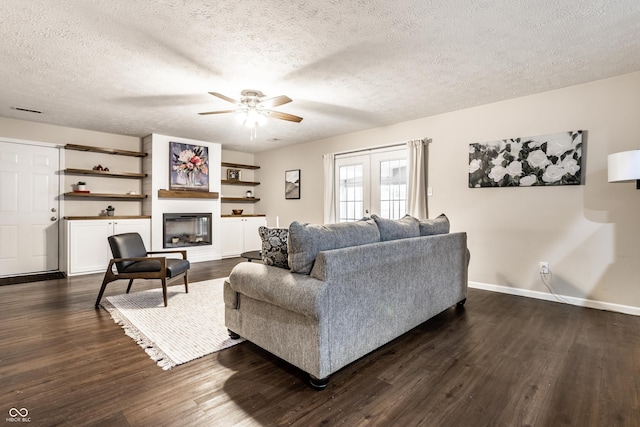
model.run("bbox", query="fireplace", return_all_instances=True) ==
[163,213,212,248]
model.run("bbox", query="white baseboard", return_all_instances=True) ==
[468,281,640,317]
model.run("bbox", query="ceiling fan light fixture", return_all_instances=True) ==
[235,110,248,125]
[199,89,302,138]
[245,108,266,128]
[235,107,268,128]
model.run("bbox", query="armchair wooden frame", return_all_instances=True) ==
[94,249,189,308]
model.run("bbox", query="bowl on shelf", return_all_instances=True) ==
[232,209,244,215]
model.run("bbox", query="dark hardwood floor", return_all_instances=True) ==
[1,259,639,426]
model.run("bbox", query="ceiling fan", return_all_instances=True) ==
[198,90,303,126]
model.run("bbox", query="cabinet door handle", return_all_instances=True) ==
[51,216,57,221]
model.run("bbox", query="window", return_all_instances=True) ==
[379,158,407,219]
[335,147,407,222]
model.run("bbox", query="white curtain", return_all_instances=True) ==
[407,138,430,219]
[323,153,336,224]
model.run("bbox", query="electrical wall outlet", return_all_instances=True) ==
[539,262,550,274]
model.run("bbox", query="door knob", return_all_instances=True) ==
[51,207,57,212]
[51,216,57,221]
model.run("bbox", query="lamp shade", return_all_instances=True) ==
[608,150,640,182]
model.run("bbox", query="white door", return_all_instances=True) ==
[334,147,407,222]
[0,140,60,276]
[370,149,408,219]
[335,154,371,222]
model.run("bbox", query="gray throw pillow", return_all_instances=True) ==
[419,214,450,236]
[371,214,420,241]
[258,226,290,269]
[288,219,381,274]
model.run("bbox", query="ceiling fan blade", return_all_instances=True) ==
[209,92,239,105]
[198,110,236,115]
[264,110,303,123]
[260,95,292,108]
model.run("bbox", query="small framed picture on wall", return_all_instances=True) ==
[285,169,300,199]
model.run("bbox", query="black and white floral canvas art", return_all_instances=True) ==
[469,130,583,188]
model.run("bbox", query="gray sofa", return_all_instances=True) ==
[223,215,469,390]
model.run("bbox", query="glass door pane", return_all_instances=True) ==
[371,149,407,219]
[334,148,407,222]
[335,155,369,222]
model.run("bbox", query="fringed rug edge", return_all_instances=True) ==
[101,299,178,370]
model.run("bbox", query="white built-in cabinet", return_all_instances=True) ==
[221,217,266,258]
[66,218,150,275]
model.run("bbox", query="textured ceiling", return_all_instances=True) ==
[1,1,640,152]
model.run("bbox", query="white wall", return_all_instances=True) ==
[255,71,640,310]
[0,117,143,217]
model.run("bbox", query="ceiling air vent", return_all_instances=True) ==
[12,107,42,114]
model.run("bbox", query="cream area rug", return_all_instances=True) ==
[101,277,244,370]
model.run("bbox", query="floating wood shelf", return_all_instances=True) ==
[64,192,147,200]
[221,162,260,170]
[65,143,147,158]
[64,215,151,220]
[221,214,266,218]
[221,197,260,203]
[64,168,147,179]
[220,179,260,186]
[158,189,220,199]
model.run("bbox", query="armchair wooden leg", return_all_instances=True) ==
[126,279,134,294]
[161,278,168,307]
[95,271,116,308]
[183,271,189,294]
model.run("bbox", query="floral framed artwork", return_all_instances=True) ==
[285,169,300,199]
[469,130,583,188]
[169,142,209,191]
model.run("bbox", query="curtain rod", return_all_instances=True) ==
[330,137,430,157]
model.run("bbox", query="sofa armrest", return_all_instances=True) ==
[227,262,328,319]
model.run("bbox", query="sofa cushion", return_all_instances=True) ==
[371,214,420,241]
[258,226,290,269]
[288,219,380,274]
[419,213,450,236]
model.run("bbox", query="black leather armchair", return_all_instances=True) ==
[94,232,190,308]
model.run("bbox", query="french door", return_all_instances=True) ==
[334,147,407,222]
[0,140,60,276]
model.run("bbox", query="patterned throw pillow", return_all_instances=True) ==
[418,214,450,236]
[258,226,290,269]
